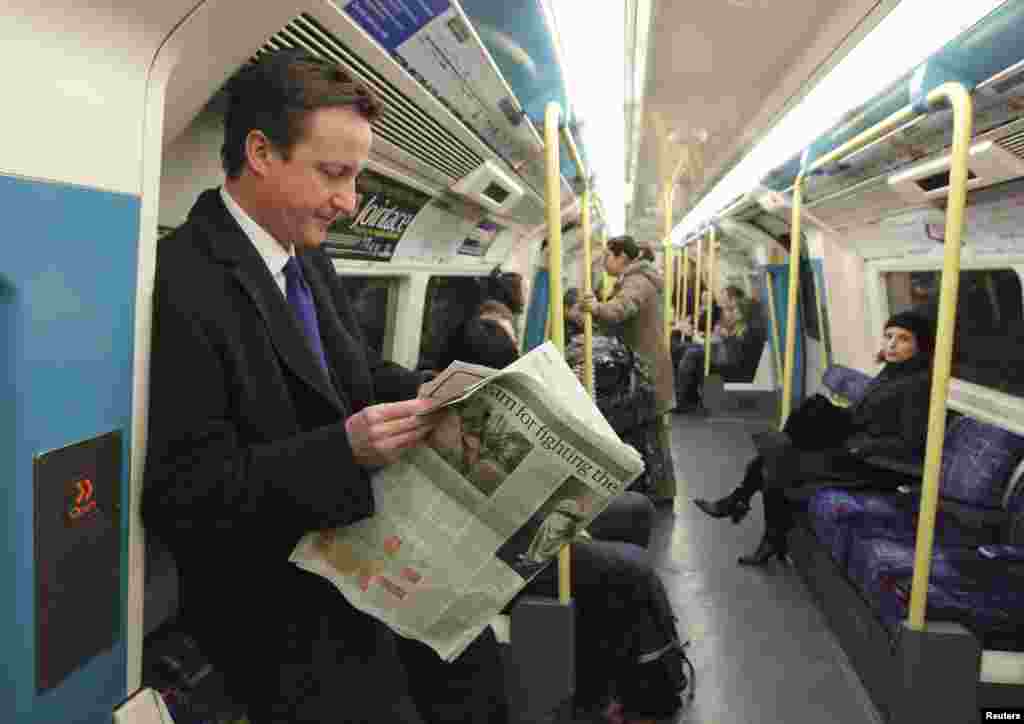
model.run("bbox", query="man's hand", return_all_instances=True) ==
[674,316,694,337]
[580,293,598,314]
[345,398,438,468]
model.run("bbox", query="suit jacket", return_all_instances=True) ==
[142,189,425,719]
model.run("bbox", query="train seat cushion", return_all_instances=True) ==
[844,532,969,610]
[938,417,1024,509]
[821,365,873,408]
[875,567,1024,650]
[808,489,906,565]
[807,417,1024,560]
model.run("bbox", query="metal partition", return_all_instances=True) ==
[781,82,975,630]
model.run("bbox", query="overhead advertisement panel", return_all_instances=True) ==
[343,0,546,193]
[324,169,431,261]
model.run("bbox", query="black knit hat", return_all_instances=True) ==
[884,310,935,357]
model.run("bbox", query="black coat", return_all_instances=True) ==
[142,190,502,723]
[845,366,932,461]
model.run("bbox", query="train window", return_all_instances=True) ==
[418,276,485,371]
[341,277,395,355]
[882,269,1024,396]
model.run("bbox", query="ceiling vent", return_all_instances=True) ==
[258,15,483,183]
[888,140,1024,204]
[451,160,525,214]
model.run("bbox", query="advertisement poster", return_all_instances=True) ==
[323,169,431,262]
[342,0,543,190]
[458,219,502,257]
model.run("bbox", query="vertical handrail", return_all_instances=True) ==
[674,251,684,323]
[681,247,690,325]
[907,83,973,629]
[693,235,704,341]
[544,102,570,605]
[561,125,593,399]
[663,186,676,352]
[704,227,717,377]
[781,192,803,429]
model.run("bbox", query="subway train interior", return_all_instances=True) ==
[10,0,1024,722]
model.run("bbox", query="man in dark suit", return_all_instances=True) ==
[142,50,507,723]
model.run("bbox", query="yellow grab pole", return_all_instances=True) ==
[663,187,675,351]
[682,247,690,325]
[581,190,594,396]
[781,184,803,429]
[908,83,973,630]
[544,102,570,604]
[674,251,683,322]
[704,228,717,377]
[559,125,594,398]
[693,235,703,338]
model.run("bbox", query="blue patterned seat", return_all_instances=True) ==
[821,364,873,407]
[808,417,1024,565]
[824,417,1024,644]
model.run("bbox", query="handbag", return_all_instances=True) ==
[782,393,853,451]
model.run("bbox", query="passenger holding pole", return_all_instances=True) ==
[568,235,677,504]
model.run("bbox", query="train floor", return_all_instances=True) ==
[654,413,883,724]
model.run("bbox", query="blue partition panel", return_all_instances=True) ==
[1,174,138,724]
[524,268,550,353]
[765,263,805,406]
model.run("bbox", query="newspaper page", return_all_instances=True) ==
[289,342,644,661]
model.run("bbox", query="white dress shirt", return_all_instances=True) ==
[220,186,293,298]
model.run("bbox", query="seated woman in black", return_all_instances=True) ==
[693,310,935,565]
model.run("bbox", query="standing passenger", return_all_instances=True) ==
[569,235,678,503]
[142,49,507,724]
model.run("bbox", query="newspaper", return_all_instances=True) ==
[289,342,644,661]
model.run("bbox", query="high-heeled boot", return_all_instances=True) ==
[693,487,752,523]
[737,530,788,566]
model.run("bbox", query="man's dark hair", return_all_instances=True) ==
[606,235,640,260]
[221,49,383,179]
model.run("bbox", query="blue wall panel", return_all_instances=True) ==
[1,174,139,724]
[766,264,805,406]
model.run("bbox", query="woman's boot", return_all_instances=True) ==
[737,530,788,566]
[693,487,751,523]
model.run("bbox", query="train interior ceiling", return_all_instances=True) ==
[9,0,1024,722]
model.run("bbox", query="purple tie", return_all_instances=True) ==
[283,257,329,374]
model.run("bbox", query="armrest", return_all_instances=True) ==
[862,455,924,479]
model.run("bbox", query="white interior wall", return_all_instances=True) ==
[159,107,227,227]
[822,229,876,373]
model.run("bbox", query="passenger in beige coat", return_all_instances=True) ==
[569,235,678,501]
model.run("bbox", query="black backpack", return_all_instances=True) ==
[616,573,696,718]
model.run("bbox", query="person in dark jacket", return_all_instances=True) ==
[693,311,935,565]
[142,49,507,723]
[436,300,519,371]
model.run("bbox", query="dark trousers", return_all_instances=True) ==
[521,492,660,708]
[740,433,906,541]
[675,344,705,407]
[244,603,507,724]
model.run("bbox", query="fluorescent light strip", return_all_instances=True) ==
[672,0,1008,243]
